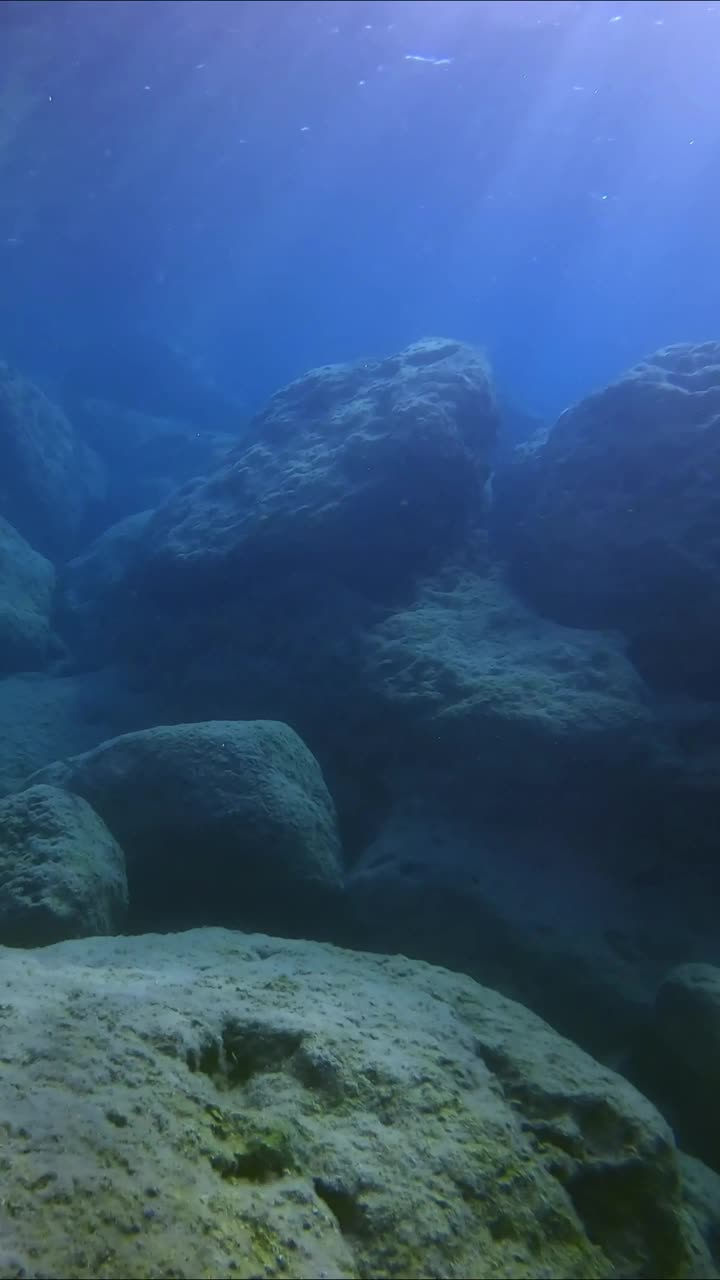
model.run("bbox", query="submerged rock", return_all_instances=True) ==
[0,783,127,945]
[0,361,105,559]
[129,338,497,603]
[365,564,665,785]
[679,1154,720,1273]
[627,966,720,1180]
[0,667,160,796]
[657,964,720,1079]
[30,719,343,929]
[0,926,713,1279]
[494,342,720,699]
[57,510,154,667]
[0,516,57,675]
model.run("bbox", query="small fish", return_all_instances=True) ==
[404,53,453,66]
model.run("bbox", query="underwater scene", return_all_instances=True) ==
[0,0,719,1276]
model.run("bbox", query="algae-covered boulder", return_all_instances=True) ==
[130,338,497,603]
[30,720,343,927]
[0,516,57,674]
[0,361,105,559]
[0,783,127,945]
[494,343,720,698]
[0,927,712,1279]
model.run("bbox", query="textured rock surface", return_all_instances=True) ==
[365,565,665,784]
[0,516,57,674]
[0,927,714,1280]
[130,339,497,602]
[0,784,127,945]
[494,343,720,697]
[0,362,105,559]
[0,668,161,797]
[30,720,343,927]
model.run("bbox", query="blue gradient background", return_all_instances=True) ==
[0,0,718,418]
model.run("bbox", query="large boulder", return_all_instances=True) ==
[0,361,105,559]
[0,926,713,1279]
[365,564,666,786]
[493,343,720,698]
[0,516,57,674]
[29,719,343,929]
[0,783,127,945]
[129,338,497,603]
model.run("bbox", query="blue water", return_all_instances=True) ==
[2,3,720,1259]
[1,0,718,420]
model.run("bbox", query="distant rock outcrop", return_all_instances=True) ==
[365,564,666,785]
[0,515,57,674]
[0,362,105,559]
[493,343,720,697]
[57,510,153,667]
[60,332,241,431]
[657,963,720,1086]
[0,667,161,797]
[70,398,237,525]
[129,338,498,602]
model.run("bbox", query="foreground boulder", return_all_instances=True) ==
[129,338,497,604]
[0,927,714,1279]
[0,784,127,945]
[30,720,343,928]
[494,342,720,698]
[0,361,104,559]
[0,516,57,674]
